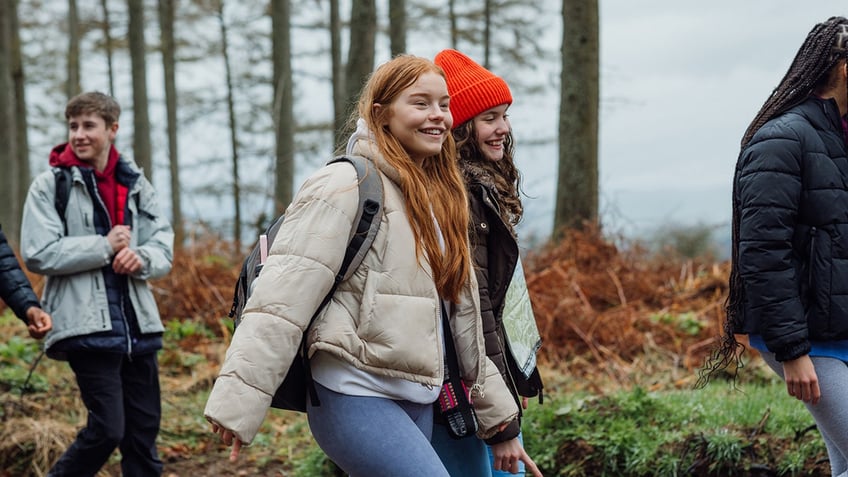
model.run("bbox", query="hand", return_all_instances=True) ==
[782,354,821,404]
[25,307,52,339]
[113,248,143,275]
[211,422,243,462]
[106,225,132,253]
[522,397,529,410]
[491,437,543,476]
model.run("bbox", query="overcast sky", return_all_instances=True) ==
[467,1,847,242]
[41,1,844,245]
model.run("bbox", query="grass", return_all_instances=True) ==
[522,368,827,476]
[0,304,830,476]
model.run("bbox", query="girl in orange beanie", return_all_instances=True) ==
[433,49,545,477]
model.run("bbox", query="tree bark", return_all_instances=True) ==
[448,0,457,48]
[158,0,183,248]
[272,0,294,215]
[67,0,81,99]
[554,0,599,238]
[388,0,406,57]
[341,0,376,141]
[218,2,241,247]
[11,0,28,228]
[0,0,20,242]
[101,0,116,96]
[330,0,345,150]
[128,0,153,179]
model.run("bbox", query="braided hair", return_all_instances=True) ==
[741,17,848,149]
[697,17,848,387]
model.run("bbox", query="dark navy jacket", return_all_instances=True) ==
[734,96,848,361]
[0,225,41,322]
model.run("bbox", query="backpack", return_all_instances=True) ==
[52,167,72,235]
[228,155,383,412]
[51,165,143,233]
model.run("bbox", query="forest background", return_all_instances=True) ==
[0,0,846,475]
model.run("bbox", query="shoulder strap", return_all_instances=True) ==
[300,154,383,407]
[327,154,383,281]
[52,167,72,235]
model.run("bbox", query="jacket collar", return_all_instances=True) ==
[349,138,402,186]
[796,96,845,134]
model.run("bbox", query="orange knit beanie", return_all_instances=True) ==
[434,49,513,128]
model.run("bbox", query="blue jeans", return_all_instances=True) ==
[307,383,449,477]
[432,422,527,476]
[431,421,492,477]
[48,351,162,477]
[488,432,526,476]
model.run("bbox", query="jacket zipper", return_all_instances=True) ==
[809,226,817,289]
[122,292,133,358]
[95,276,108,328]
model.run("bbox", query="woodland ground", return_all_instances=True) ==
[0,226,831,476]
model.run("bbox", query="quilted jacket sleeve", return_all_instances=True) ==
[204,163,360,444]
[0,225,41,322]
[735,118,809,361]
[472,356,520,440]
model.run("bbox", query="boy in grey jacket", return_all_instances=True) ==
[21,92,174,477]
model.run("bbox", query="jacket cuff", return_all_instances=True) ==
[12,298,41,323]
[774,340,811,362]
[484,418,520,445]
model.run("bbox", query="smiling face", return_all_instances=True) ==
[377,72,453,164]
[68,112,117,171]
[472,104,511,162]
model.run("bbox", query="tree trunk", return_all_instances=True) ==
[554,0,599,238]
[483,0,491,67]
[128,0,153,179]
[448,0,457,48]
[218,2,241,247]
[272,0,294,215]
[101,0,116,96]
[341,0,376,140]
[388,0,406,57]
[0,0,20,242]
[330,0,344,150]
[158,0,183,248]
[67,0,81,99]
[11,0,28,227]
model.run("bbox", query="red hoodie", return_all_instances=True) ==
[49,143,128,226]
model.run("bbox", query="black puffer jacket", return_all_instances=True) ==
[0,224,41,322]
[464,166,543,445]
[733,96,848,361]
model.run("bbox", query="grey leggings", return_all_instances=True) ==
[306,382,450,477]
[760,352,848,477]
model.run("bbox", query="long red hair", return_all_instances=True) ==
[356,55,471,303]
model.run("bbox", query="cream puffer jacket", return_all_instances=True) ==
[204,140,518,444]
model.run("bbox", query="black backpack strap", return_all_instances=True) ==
[328,155,383,281]
[52,167,72,236]
[301,155,384,407]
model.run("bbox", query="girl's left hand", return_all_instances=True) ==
[211,422,243,462]
[491,437,544,476]
[783,354,821,405]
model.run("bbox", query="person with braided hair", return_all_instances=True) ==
[700,16,848,476]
